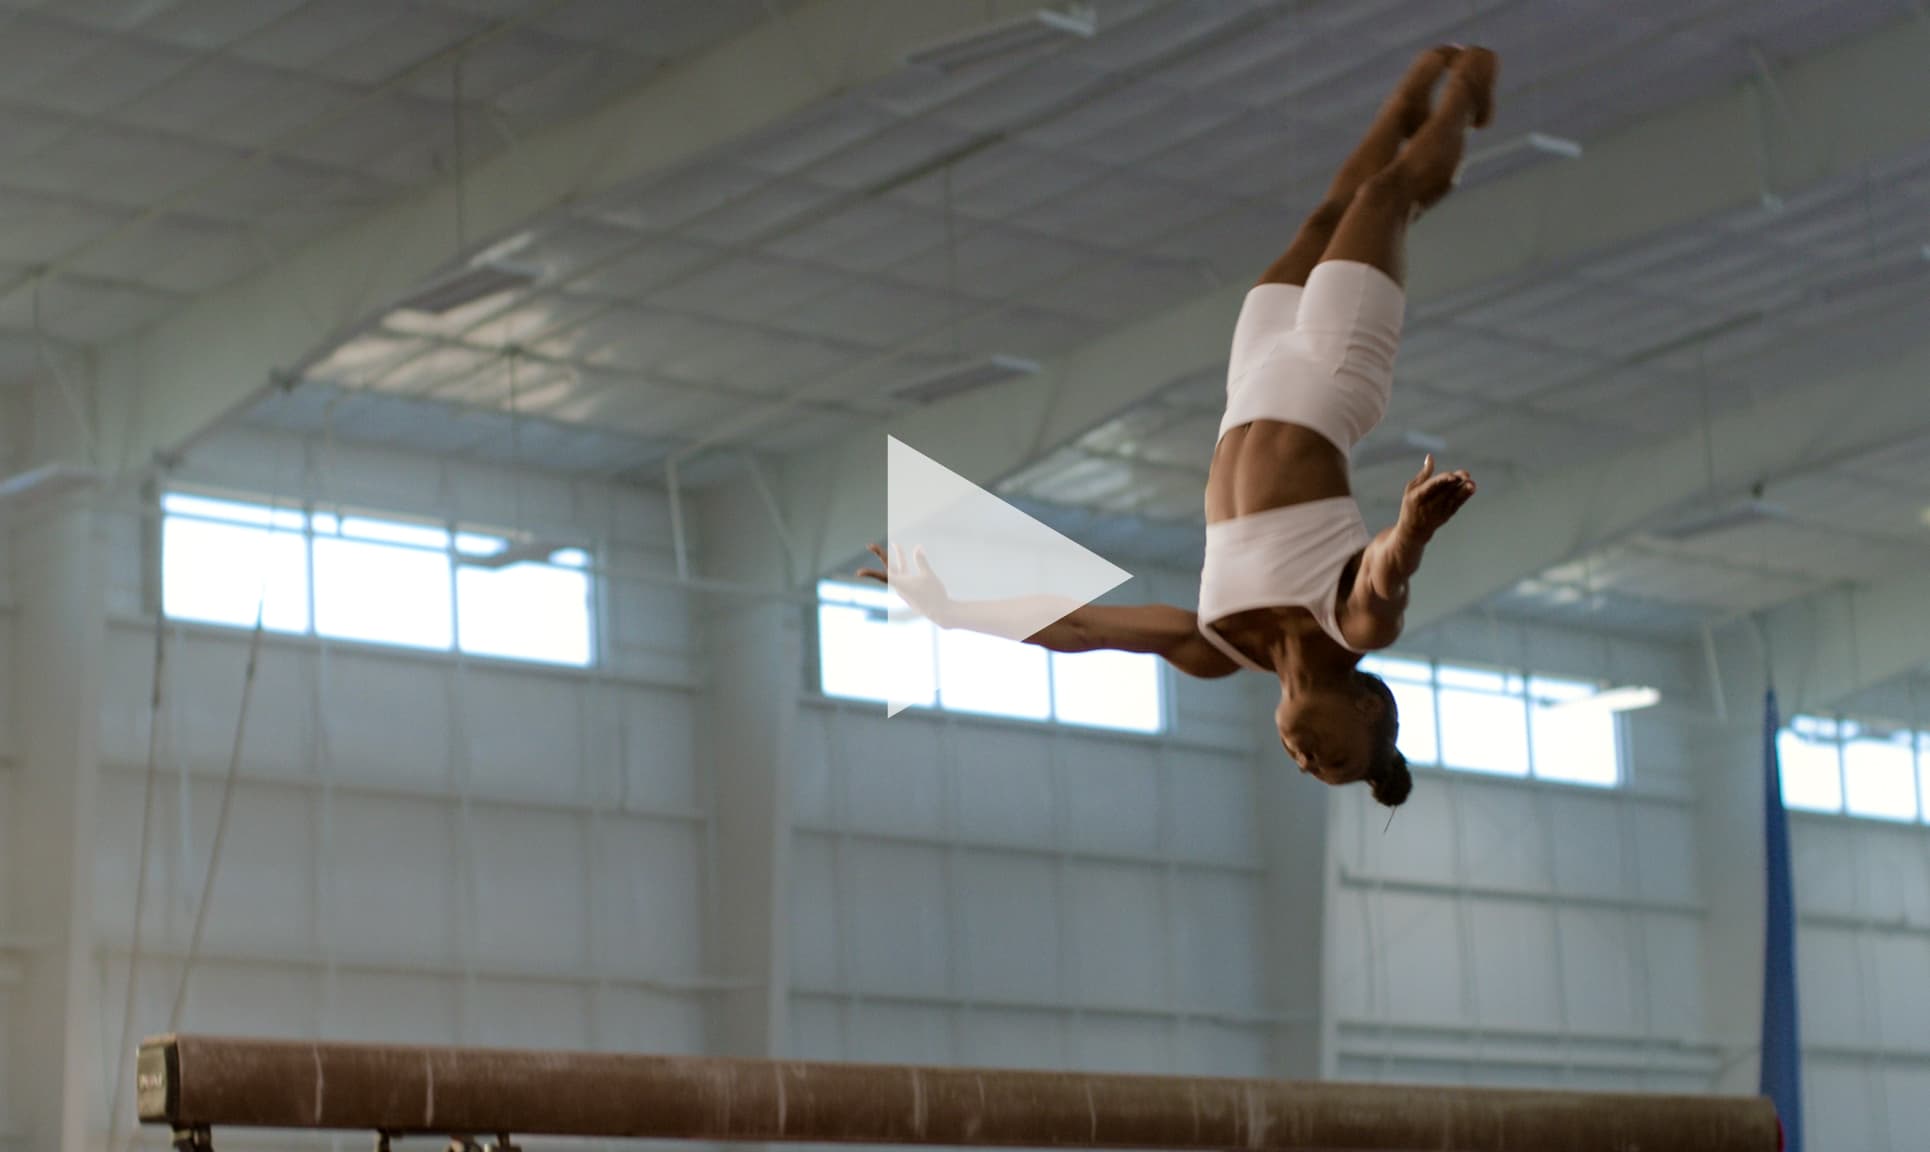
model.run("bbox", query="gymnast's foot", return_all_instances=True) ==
[1389,45,1461,135]
[1448,46,1499,129]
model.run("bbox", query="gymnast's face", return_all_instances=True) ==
[1276,686,1384,785]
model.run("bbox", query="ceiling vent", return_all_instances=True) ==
[393,262,538,316]
[893,355,1042,405]
[1463,131,1584,175]
[904,4,1097,73]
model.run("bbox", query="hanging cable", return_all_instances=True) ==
[162,494,283,1034]
[32,274,100,469]
[104,596,170,1152]
[453,56,469,258]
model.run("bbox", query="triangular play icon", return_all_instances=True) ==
[884,435,1132,717]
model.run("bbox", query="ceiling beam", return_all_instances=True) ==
[93,0,1044,477]
[1399,325,1930,633]
[1755,569,1930,716]
[792,13,1930,575]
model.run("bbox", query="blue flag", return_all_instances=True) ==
[1760,689,1802,1151]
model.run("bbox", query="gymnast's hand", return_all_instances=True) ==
[856,543,954,625]
[1397,454,1476,541]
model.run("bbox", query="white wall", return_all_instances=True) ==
[88,428,712,1148]
[1792,812,1930,1149]
[784,564,1276,1078]
[1327,619,1719,1092]
[1787,675,1930,1151]
[19,413,1921,1152]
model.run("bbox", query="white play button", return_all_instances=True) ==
[884,435,1132,717]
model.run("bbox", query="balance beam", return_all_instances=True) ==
[139,1034,1780,1151]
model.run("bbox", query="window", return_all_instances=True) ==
[815,580,1163,733]
[1358,655,1625,787]
[1780,713,1925,822]
[161,491,594,667]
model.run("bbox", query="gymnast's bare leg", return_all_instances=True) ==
[1318,47,1498,286]
[1255,45,1463,290]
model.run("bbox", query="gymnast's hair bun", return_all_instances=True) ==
[1370,751,1412,808]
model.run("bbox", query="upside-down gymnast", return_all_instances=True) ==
[862,47,1498,808]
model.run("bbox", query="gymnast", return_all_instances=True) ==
[862,47,1497,809]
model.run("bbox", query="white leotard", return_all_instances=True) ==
[1197,260,1405,669]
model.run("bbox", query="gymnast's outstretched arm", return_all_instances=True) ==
[857,544,1238,679]
[1338,455,1476,650]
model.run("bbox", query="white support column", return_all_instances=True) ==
[1693,630,1772,1095]
[696,472,804,1058]
[8,378,108,1152]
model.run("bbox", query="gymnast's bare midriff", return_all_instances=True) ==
[1200,421,1355,659]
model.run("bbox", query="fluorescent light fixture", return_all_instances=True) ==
[1651,497,1786,541]
[1525,132,1584,158]
[893,354,1041,404]
[1554,685,1661,714]
[904,3,1097,73]
[393,262,538,316]
[1352,429,1447,470]
[1464,131,1585,171]
[461,536,568,570]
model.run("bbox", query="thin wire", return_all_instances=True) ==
[104,604,169,1152]
[509,351,526,536]
[164,499,279,1032]
[32,275,100,468]
[454,57,469,257]
[1697,345,1718,507]
[944,163,962,360]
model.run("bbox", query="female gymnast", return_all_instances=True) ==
[861,47,1497,808]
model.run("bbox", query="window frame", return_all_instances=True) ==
[157,486,599,670]
[1359,653,1626,789]
[1779,711,1927,824]
[811,579,1168,735]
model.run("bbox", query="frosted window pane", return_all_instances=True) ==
[1529,676,1597,703]
[1920,737,1930,827]
[162,492,305,530]
[162,517,310,633]
[312,536,453,650]
[1360,655,1432,684]
[1051,648,1162,732]
[818,596,936,708]
[456,532,507,556]
[820,581,890,608]
[1386,677,1437,765]
[457,562,592,666]
[1792,716,1837,739]
[936,630,1050,720]
[336,515,449,549]
[1438,688,1529,776]
[1531,699,1619,786]
[1777,730,1842,813]
[1436,665,1508,691]
[1843,735,1918,821]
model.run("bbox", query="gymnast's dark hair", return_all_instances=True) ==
[1355,670,1411,808]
